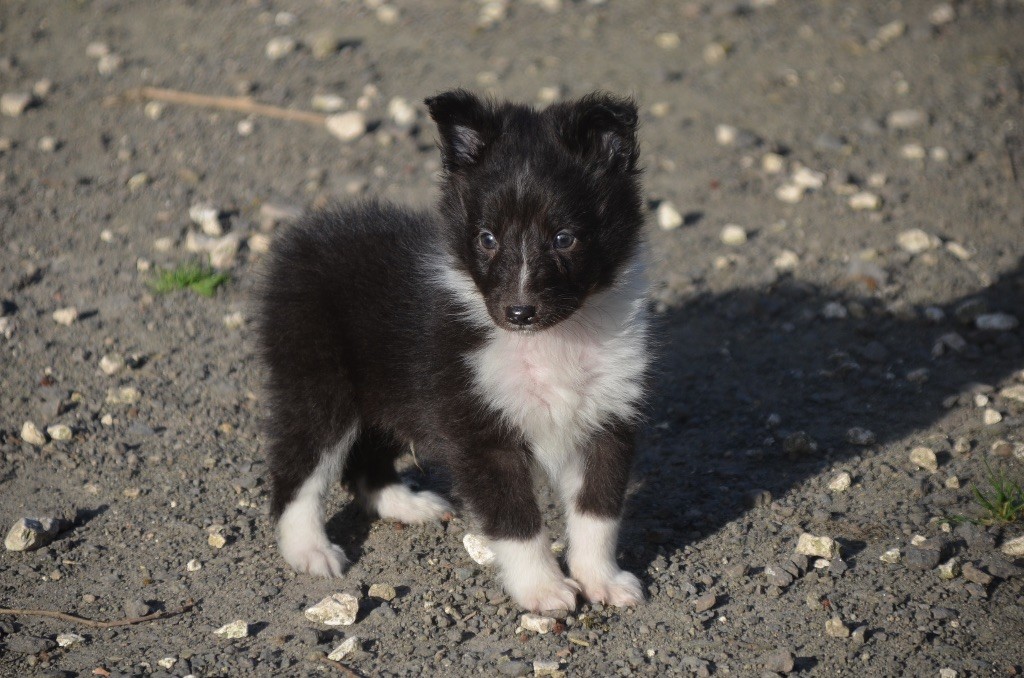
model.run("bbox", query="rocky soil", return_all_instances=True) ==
[2,0,1024,676]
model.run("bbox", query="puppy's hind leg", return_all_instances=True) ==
[346,428,452,525]
[271,424,359,577]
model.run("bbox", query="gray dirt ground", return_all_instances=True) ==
[2,0,1024,676]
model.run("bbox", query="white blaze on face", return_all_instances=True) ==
[518,239,530,300]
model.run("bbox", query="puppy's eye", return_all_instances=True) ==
[553,231,576,250]
[478,230,498,250]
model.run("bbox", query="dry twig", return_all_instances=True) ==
[124,86,327,126]
[0,599,195,628]
[320,657,363,677]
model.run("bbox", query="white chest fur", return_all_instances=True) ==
[468,288,648,474]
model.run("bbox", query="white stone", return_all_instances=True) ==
[463,533,496,565]
[880,548,901,564]
[96,53,123,76]
[86,41,110,58]
[327,636,360,661]
[376,5,400,24]
[214,620,249,639]
[52,307,79,326]
[38,136,58,152]
[208,532,227,549]
[848,191,881,211]
[312,93,346,112]
[898,228,939,254]
[106,386,140,405]
[886,109,927,130]
[911,534,928,546]
[655,32,680,49]
[186,559,202,572]
[305,593,360,626]
[20,421,47,446]
[656,201,683,230]
[773,250,799,271]
[1001,535,1024,557]
[237,119,255,136]
[521,613,557,634]
[795,533,840,559]
[56,633,85,648]
[983,409,1002,425]
[930,4,955,25]
[791,165,825,189]
[387,97,417,128]
[100,353,125,376]
[901,143,926,159]
[939,669,958,678]
[761,153,785,174]
[714,124,737,146]
[999,385,1024,404]
[534,660,563,676]
[209,232,242,269]
[189,201,222,236]
[5,517,68,551]
[46,424,72,442]
[945,241,972,260]
[720,224,747,246]
[909,446,938,473]
[1,92,33,117]
[703,42,727,64]
[847,427,876,446]
[157,658,177,669]
[265,36,296,60]
[937,558,960,580]
[775,183,805,203]
[975,313,1019,331]
[326,112,367,142]
[974,393,990,407]
[828,472,852,492]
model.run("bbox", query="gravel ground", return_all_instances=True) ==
[2,1,1024,676]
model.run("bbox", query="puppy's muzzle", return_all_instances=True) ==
[506,305,537,326]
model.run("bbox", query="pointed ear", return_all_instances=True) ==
[424,89,499,170]
[557,93,639,173]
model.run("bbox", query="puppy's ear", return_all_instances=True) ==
[425,89,498,170]
[557,93,639,173]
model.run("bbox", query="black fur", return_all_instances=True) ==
[255,90,647,594]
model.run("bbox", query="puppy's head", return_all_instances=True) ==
[426,89,644,332]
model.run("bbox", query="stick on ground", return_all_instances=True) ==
[124,87,327,126]
[0,599,196,628]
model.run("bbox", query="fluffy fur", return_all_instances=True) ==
[255,89,649,612]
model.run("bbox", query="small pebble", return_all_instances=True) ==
[214,620,250,639]
[326,112,367,142]
[265,36,297,60]
[368,583,397,601]
[693,593,717,613]
[52,307,79,326]
[762,152,785,174]
[773,250,799,271]
[46,424,72,442]
[825,616,850,638]
[962,562,993,585]
[186,559,202,572]
[901,143,926,159]
[96,53,123,75]
[848,191,881,211]
[937,558,960,580]
[795,533,840,559]
[85,41,110,58]
[983,409,1002,425]
[763,649,795,674]
[897,228,939,253]
[720,224,747,246]
[657,201,683,230]
[5,516,70,551]
[655,32,681,49]
[208,532,227,549]
[20,421,47,446]
[100,353,125,375]
[328,636,360,660]
[521,613,557,634]
[791,166,825,189]
[828,472,852,492]
[533,660,563,677]
[975,313,1019,331]
[1001,535,1024,557]
[847,427,876,446]
[886,108,927,130]
[56,632,85,648]
[880,548,901,564]
[775,183,805,203]
[312,93,346,112]
[305,593,360,626]
[909,446,938,473]
[1,92,33,117]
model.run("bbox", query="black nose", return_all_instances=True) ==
[506,305,537,326]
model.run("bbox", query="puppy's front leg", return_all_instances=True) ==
[457,446,579,613]
[561,425,644,607]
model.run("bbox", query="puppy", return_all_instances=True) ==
[255,89,649,612]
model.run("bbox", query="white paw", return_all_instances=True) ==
[575,568,644,607]
[370,485,452,524]
[280,532,348,577]
[508,575,580,614]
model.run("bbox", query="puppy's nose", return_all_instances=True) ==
[506,305,537,326]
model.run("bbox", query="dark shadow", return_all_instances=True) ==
[324,502,374,565]
[623,255,1024,571]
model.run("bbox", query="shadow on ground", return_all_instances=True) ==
[624,256,1024,571]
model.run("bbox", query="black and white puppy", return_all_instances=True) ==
[255,89,649,612]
